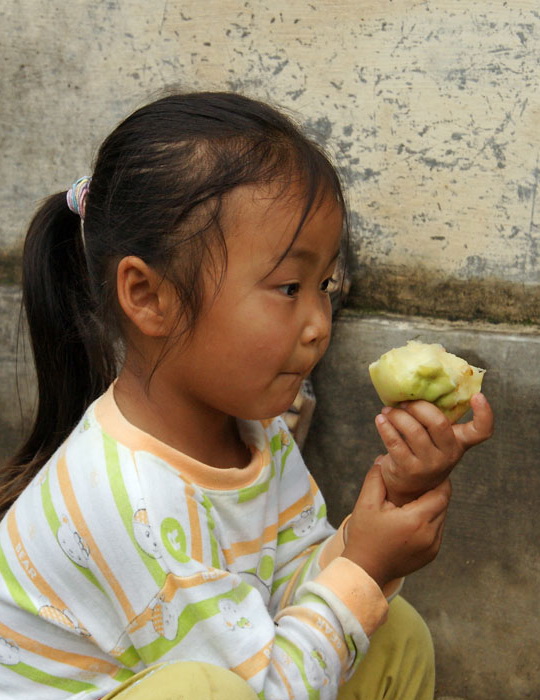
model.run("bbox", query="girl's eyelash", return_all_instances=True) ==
[321,277,339,293]
[279,282,300,296]
[278,277,338,297]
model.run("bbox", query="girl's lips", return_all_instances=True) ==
[281,366,313,378]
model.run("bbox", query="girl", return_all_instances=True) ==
[0,92,492,699]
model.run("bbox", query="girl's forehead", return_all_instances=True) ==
[223,181,343,233]
[220,181,344,268]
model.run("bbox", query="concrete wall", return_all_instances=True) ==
[304,313,540,699]
[1,1,540,697]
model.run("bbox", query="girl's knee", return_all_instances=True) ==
[101,661,258,700]
[382,595,434,653]
[339,596,435,700]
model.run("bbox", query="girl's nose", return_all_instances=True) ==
[300,299,331,346]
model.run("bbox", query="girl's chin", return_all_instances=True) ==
[241,393,301,423]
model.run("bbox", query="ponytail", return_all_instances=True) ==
[0,193,116,516]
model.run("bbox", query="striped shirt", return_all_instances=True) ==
[0,385,388,699]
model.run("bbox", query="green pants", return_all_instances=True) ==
[102,596,435,700]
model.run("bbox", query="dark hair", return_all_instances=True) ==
[1,91,347,515]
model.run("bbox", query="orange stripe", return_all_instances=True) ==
[278,490,314,529]
[307,473,320,497]
[126,604,156,635]
[128,569,230,634]
[222,522,278,562]
[185,484,203,561]
[0,621,120,676]
[277,545,318,611]
[277,606,347,664]
[160,570,229,601]
[231,639,273,680]
[273,655,295,699]
[6,509,66,611]
[56,452,136,621]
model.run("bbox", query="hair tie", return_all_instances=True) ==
[66,176,91,219]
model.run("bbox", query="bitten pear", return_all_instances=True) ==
[369,340,485,422]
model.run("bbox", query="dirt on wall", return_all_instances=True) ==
[347,264,540,325]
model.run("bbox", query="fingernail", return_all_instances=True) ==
[381,406,392,415]
[375,414,386,425]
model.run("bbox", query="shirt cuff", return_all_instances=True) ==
[300,556,389,639]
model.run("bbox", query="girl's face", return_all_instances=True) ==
[164,182,343,422]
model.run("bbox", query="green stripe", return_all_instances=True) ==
[201,494,221,568]
[296,592,326,607]
[114,667,136,683]
[0,545,37,614]
[271,570,293,594]
[139,582,252,663]
[116,645,141,668]
[40,472,105,593]
[103,433,164,586]
[317,504,327,519]
[272,546,320,600]
[277,527,297,545]
[297,546,320,588]
[6,662,97,693]
[344,633,361,663]
[237,463,275,504]
[278,502,327,546]
[40,472,61,533]
[275,636,319,700]
[280,441,295,475]
[269,434,282,454]
[343,632,365,676]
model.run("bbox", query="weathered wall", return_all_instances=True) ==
[2,0,540,319]
[1,2,540,698]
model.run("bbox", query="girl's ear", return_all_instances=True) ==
[116,256,177,337]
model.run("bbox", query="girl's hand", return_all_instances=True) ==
[374,393,493,506]
[342,464,451,589]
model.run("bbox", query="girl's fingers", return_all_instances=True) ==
[452,393,494,448]
[402,479,452,522]
[376,404,443,459]
[391,400,457,454]
[375,412,416,462]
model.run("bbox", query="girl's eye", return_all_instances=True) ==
[279,283,300,297]
[320,277,339,293]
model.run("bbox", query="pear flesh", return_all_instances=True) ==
[369,341,485,422]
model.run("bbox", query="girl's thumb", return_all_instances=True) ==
[357,463,386,509]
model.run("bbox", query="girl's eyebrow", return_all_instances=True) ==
[279,245,341,266]
[264,243,341,281]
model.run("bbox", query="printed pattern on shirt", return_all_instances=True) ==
[0,389,383,699]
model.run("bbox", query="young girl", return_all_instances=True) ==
[0,92,493,700]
